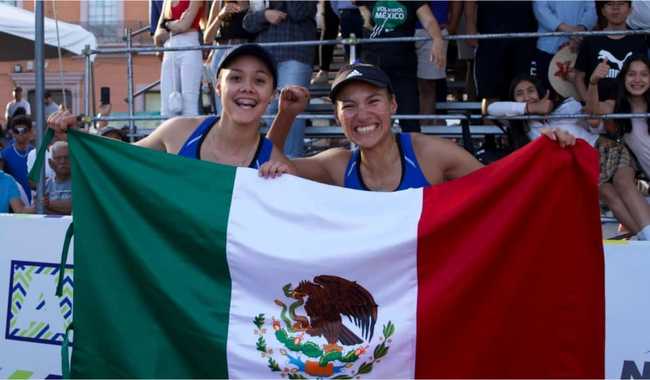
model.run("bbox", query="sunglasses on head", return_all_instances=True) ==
[11,126,30,135]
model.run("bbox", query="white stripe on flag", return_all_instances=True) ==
[225,169,423,378]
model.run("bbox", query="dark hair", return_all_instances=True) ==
[45,91,52,98]
[596,1,632,29]
[10,115,32,130]
[614,54,650,136]
[596,0,631,11]
[505,74,548,150]
[13,86,22,93]
[11,106,26,118]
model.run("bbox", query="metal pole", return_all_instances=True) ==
[348,33,356,64]
[91,61,97,130]
[34,0,45,214]
[84,45,91,123]
[126,27,135,142]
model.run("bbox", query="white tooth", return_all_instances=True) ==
[357,124,377,134]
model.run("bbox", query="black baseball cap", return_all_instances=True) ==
[330,63,394,101]
[216,44,278,89]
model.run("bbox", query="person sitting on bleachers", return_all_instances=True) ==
[488,73,650,240]
[586,54,650,239]
[533,0,597,98]
[574,0,646,103]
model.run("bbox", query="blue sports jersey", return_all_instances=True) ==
[177,116,273,169]
[344,133,430,191]
[0,171,21,213]
[0,144,31,202]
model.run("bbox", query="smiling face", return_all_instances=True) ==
[513,80,540,103]
[334,81,397,148]
[624,60,650,97]
[216,55,275,125]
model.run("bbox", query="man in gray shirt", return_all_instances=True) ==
[44,141,71,215]
[44,91,60,120]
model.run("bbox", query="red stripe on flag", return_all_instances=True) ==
[415,137,604,378]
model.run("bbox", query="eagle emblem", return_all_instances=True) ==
[253,275,395,379]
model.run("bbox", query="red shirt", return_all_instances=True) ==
[171,0,203,30]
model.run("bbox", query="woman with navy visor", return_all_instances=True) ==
[265,63,575,191]
[49,44,296,177]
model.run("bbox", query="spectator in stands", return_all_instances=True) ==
[243,1,317,157]
[27,123,67,189]
[0,156,33,214]
[0,115,33,204]
[150,0,165,35]
[355,1,445,133]
[44,91,60,121]
[49,44,295,176]
[609,55,650,177]
[626,0,650,32]
[415,1,450,125]
[4,86,31,121]
[489,73,650,240]
[626,0,650,57]
[154,0,205,117]
[586,56,650,238]
[204,1,255,115]
[43,141,72,215]
[264,63,573,190]
[312,1,339,85]
[574,0,646,102]
[331,1,364,64]
[465,1,537,101]
[533,1,597,97]
[450,1,476,100]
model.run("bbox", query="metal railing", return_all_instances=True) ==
[81,27,650,147]
[74,26,650,230]
[80,20,152,46]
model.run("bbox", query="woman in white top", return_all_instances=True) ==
[489,74,650,240]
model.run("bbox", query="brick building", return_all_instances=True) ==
[0,0,162,125]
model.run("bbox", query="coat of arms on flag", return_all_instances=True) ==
[253,275,394,378]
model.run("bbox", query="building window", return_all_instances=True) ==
[144,92,161,113]
[87,0,120,26]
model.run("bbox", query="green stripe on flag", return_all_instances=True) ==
[68,130,236,378]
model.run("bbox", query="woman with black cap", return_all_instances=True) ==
[267,63,574,191]
[49,44,299,177]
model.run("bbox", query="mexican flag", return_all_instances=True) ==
[67,130,604,378]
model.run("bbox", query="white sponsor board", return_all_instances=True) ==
[605,242,650,379]
[0,215,648,378]
[0,215,72,379]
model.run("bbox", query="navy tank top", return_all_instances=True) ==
[177,116,273,169]
[344,133,430,191]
